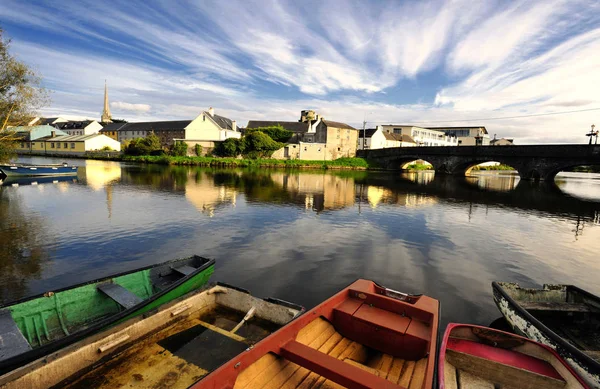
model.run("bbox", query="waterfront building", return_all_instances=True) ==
[358,126,416,150]
[13,125,69,153]
[99,122,128,141]
[44,134,121,155]
[54,120,103,136]
[379,125,458,146]
[426,126,490,146]
[247,110,359,160]
[116,107,240,151]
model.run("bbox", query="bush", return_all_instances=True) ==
[241,132,284,159]
[171,141,188,156]
[214,138,243,157]
[245,125,292,142]
[124,133,163,156]
[194,144,202,156]
[100,146,113,151]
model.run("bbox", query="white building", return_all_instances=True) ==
[54,120,103,136]
[358,126,416,149]
[44,134,121,155]
[427,126,490,146]
[379,125,458,146]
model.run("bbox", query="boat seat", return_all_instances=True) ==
[171,265,196,277]
[280,340,403,389]
[0,310,32,362]
[97,283,143,309]
[520,301,591,313]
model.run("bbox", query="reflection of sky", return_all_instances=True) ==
[2,159,600,328]
[555,172,600,201]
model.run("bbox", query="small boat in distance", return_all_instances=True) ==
[0,162,78,177]
[195,279,440,389]
[0,255,215,375]
[439,323,588,388]
[0,283,304,389]
[493,282,600,388]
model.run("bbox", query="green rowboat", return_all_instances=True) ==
[0,255,215,374]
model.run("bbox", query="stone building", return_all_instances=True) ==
[247,110,358,161]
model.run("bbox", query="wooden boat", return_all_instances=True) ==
[195,279,440,389]
[0,255,214,375]
[0,163,78,177]
[439,323,589,389]
[493,282,600,388]
[0,283,304,389]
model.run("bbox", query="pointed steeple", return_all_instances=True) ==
[101,80,112,123]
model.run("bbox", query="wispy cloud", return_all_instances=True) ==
[111,102,151,113]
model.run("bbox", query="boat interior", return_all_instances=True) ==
[441,325,586,389]
[499,282,600,363]
[0,256,211,355]
[197,279,439,389]
[0,284,302,389]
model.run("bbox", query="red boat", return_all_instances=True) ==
[193,279,439,389]
[439,323,589,389]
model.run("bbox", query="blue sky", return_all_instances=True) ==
[2,0,600,143]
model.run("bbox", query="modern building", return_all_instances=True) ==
[426,126,489,146]
[379,125,458,146]
[247,110,359,160]
[55,120,103,136]
[358,126,416,150]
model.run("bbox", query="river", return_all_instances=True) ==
[1,156,599,328]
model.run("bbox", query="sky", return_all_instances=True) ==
[2,0,600,144]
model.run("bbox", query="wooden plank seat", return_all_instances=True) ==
[97,283,143,309]
[520,301,591,313]
[171,265,196,277]
[446,337,566,389]
[0,310,32,362]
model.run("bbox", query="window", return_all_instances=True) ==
[64,143,68,148]
[337,147,341,151]
[393,129,402,134]
[304,147,307,151]
[57,143,61,148]
[51,143,55,148]
[32,143,36,147]
[20,143,24,148]
[71,143,75,149]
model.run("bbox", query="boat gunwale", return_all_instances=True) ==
[0,256,215,373]
[437,322,589,389]
[492,281,600,374]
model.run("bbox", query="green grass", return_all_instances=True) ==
[471,164,515,171]
[403,163,433,170]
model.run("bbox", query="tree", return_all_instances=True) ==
[171,141,188,156]
[245,125,292,143]
[0,28,49,162]
[124,132,163,155]
[214,137,243,157]
[241,131,284,159]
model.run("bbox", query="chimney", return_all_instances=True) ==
[208,107,214,116]
[232,120,237,132]
[51,130,56,138]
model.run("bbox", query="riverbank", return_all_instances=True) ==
[17,152,380,170]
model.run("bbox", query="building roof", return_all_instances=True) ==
[12,125,68,140]
[362,128,378,138]
[37,117,61,125]
[55,120,95,130]
[100,123,128,132]
[117,120,191,132]
[210,113,236,131]
[246,120,309,133]
[383,133,416,143]
[427,126,488,134]
[47,134,111,142]
[321,120,357,130]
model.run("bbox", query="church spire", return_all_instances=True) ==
[101,80,112,123]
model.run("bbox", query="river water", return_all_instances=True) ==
[1,156,599,328]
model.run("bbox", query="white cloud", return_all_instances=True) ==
[111,102,151,113]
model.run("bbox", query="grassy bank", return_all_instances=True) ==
[471,164,515,171]
[404,163,433,171]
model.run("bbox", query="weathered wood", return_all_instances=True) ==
[0,310,32,361]
[446,350,566,389]
[520,301,590,313]
[97,283,143,309]
[443,360,458,389]
[457,369,494,389]
[197,320,246,343]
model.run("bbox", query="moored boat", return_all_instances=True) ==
[0,255,214,374]
[493,281,600,388]
[0,162,78,177]
[439,323,588,388]
[0,283,303,389]
[195,279,440,389]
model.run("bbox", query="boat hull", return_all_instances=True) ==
[0,255,215,374]
[493,282,600,388]
[439,323,588,388]
[0,165,78,177]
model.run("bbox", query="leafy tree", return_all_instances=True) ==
[214,137,243,157]
[124,132,163,155]
[171,141,188,156]
[0,28,49,162]
[245,125,292,143]
[241,131,284,159]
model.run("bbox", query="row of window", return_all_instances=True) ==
[50,142,76,149]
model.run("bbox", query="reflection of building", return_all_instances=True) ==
[185,171,237,217]
[270,172,356,211]
[362,185,438,208]
[81,162,122,191]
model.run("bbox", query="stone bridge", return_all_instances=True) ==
[357,145,600,181]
